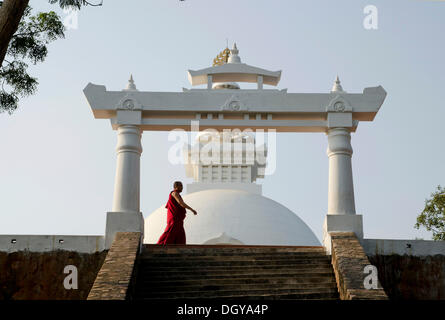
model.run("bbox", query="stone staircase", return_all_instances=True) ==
[133,244,340,300]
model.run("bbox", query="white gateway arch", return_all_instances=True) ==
[83,44,387,252]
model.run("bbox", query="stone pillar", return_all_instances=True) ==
[112,125,142,212]
[327,127,355,215]
[207,75,213,90]
[105,125,144,249]
[323,127,363,253]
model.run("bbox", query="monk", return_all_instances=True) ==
[157,181,197,245]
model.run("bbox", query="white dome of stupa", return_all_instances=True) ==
[144,189,320,246]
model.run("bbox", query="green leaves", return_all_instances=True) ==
[1,60,37,95]
[0,6,64,114]
[0,60,37,113]
[10,10,64,62]
[414,185,445,241]
[48,0,102,10]
[0,91,18,114]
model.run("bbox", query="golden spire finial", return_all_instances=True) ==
[213,47,231,66]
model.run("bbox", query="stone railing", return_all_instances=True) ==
[330,232,388,300]
[87,232,141,300]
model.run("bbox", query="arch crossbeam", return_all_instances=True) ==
[83,84,386,132]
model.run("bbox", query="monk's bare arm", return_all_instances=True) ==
[172,192,197,215]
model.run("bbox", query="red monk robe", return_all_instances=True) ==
[157,190,187,245]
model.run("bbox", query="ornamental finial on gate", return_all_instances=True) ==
[123,74,138,92]
[213,47,231,66]
[331,75,345,93]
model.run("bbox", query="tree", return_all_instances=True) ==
[0,0,102,113]
[0,5,64,113]
[414,185,445,241]
[0,1,99,68]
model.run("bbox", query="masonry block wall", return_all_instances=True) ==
[330,232,388,300]
[368,254,445,299]
[0,250,106,299]
[87,232,141,300]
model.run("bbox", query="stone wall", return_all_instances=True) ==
[330,232,388,300]
[0,250,106,300]
[368,254,445,300]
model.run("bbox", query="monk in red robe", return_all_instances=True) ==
[157,181,197,245]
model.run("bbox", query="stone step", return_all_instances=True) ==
[142,249,328,255]
[141,253,331,260]
[141,284,338,296]
[140,264,334,273]
[140,258,332,267]
[141,276,337,287]
[144,245,326,254]
[140,269,336,280]
[137,287,339,299]
[140,291,339,300]
[142,282,338,293]
[141,249,328,256]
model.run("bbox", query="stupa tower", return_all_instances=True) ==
[184,43,270,195]
[183,130,267,194]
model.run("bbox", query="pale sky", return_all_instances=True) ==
[0,0,444,242]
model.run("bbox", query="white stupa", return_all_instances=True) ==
[144,131,320,246]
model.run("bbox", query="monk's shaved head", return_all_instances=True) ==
[173,181,183,189]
